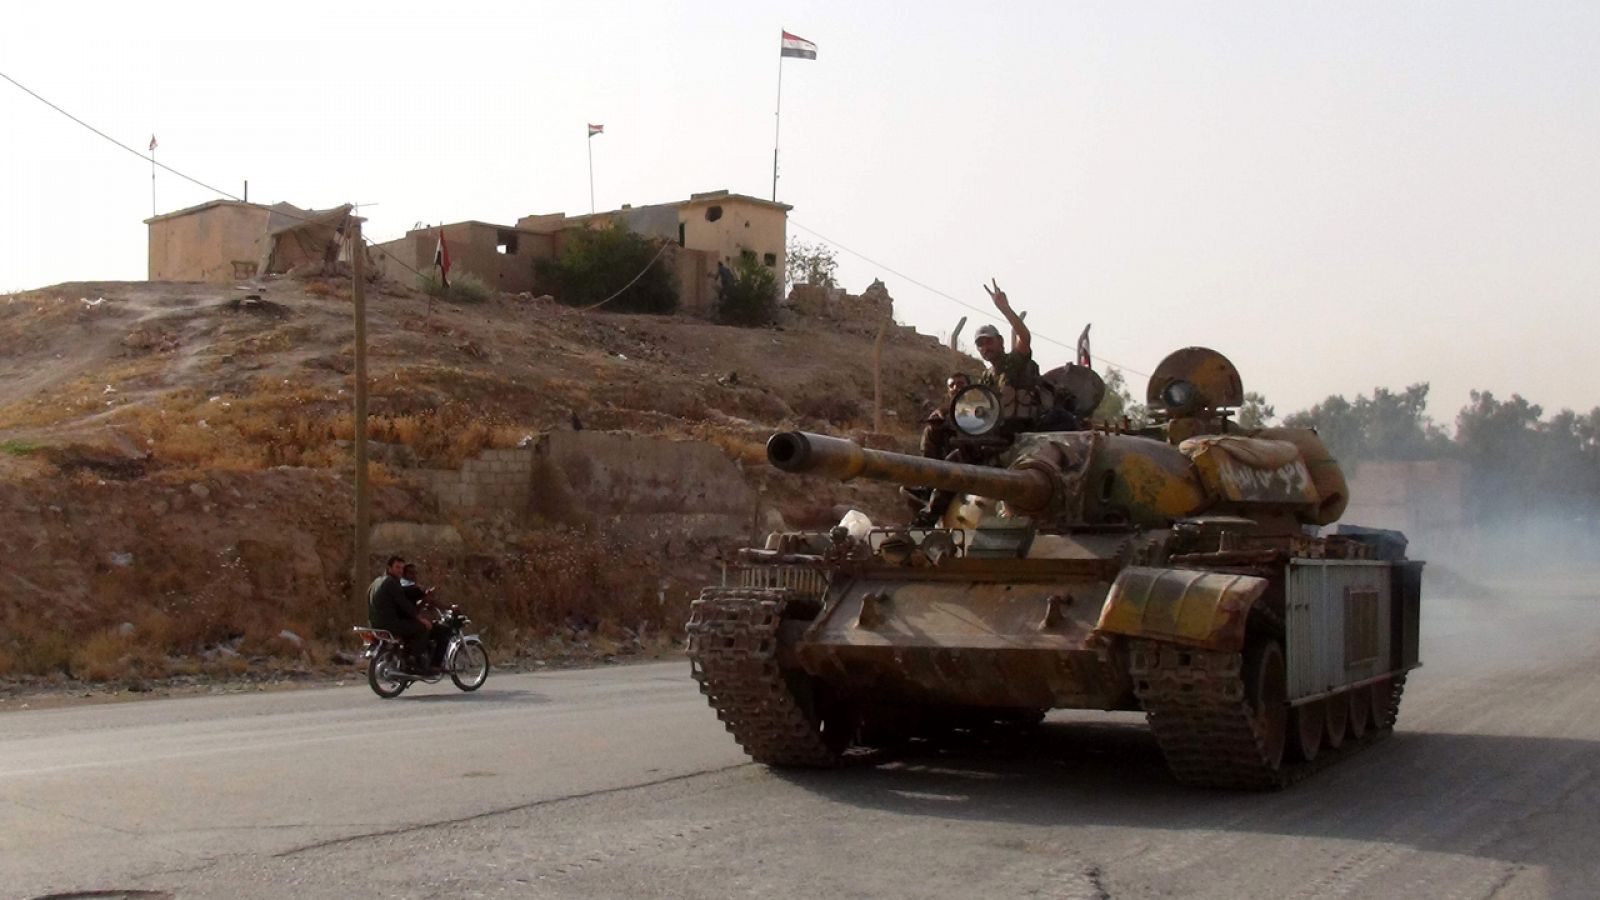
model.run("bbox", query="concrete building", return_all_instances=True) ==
[145,200,358,282]
[371,189,788,317]
[520,190,791,278]
[372,221,554,295]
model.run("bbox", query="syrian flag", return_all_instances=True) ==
[148,134,157,152]
[588,123,604,137]
[433,233,452,288]
[1076,323,1092,367]
[780,30,817,60]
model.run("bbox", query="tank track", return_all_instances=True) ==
[1130,640,1405,790]
[686,587,843,767]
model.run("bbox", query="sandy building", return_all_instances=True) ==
[372,221,554,295]
[145,200,358,282]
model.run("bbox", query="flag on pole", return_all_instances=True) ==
[148,134,158,152]
[1076,323,1092,367]
[780,31,817,59]
[587,123,604,137]
[433,233,452,288]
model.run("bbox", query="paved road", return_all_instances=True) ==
[4,576,1598,900]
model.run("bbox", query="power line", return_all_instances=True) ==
[0,68,443,285]
[0,68,680,296]
[3,66,1137,355]
[0,70,244,203]
[789,219,1151,378]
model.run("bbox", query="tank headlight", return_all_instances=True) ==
[951,384,1003,436]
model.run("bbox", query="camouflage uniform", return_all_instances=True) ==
[979,350,1038,391]
[981,351,1050,429]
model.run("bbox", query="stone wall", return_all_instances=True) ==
[417,431,759,542]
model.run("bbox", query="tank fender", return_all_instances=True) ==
[1094,566,1269,651]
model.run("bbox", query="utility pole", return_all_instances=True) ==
[351,219,371,609]
[873,314,889,433]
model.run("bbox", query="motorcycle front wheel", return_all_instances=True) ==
[449,641,490,692]
[368,650,410,698]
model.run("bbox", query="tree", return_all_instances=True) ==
[1282,383,1446,463]
[1092,367,1151,427]
[786,239,838,289]
[717,251,780,326]
[535,223,678,314]
[1236,391,1276,430]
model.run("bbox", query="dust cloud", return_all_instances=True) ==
[1410,516,1600,678]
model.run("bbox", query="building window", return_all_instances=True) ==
[763,252,777,267]
[740,249,756,263]
[496,231,519,255]
[705,206,723,222]
[678,222,685,246]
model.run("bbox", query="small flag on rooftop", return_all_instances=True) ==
[587,123,604,137]
[780,31,817,60]
[1077,323,1093,368]
[148,134,157,152]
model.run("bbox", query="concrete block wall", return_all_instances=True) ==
[417,432,759,541]
[419,447,536,517]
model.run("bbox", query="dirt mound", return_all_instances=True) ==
[0,277,970,683]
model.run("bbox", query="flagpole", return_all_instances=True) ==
[772,48,784,202]
[150,146,157,217]
[588,133,595,214]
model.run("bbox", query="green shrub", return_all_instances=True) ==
[535,224,678,314]
[0,439,40,456]
[717,252,780,326]
[418,271,494,303]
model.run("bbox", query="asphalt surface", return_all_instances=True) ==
[4,574,1598,900]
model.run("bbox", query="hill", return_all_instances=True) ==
[0,276,970,687]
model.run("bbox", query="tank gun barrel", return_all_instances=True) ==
[766,431,1055,513]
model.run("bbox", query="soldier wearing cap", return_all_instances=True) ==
[972,280,1048,429]
[974,279,1035,390]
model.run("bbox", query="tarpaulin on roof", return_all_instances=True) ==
[259,203,356,275]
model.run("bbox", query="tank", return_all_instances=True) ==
[686,348,1423,789]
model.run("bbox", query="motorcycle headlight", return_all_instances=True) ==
[951,384,1003,436]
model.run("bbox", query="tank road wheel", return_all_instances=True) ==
[687,588,849,768]
[1291,701,1324,762]
[1323,690,1349,749]
[1130,637,1289,790]
[1346,686,1372,740]
[1243,639,1288,770]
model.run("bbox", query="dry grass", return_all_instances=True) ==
[302,280,352,301]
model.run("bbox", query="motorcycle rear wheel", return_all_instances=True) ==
[450,641,490,692]
[368,651,410,698]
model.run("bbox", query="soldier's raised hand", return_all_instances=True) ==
[983,278,1010,310]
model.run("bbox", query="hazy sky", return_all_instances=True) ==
[3,1,1595,421]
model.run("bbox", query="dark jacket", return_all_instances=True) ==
[367,574,413,630]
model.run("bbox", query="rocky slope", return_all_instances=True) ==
[0,276,970,685]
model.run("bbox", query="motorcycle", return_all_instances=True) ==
[352,603,490,698]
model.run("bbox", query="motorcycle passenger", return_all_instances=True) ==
[368,555,438,674]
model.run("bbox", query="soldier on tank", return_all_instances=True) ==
[920,371,971,461]
[973,279,1035,393]
[974,280,1077,432]
[908,372,973,526]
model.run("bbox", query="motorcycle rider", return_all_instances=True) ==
[400,563,447,669]
[367,555,439,674]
